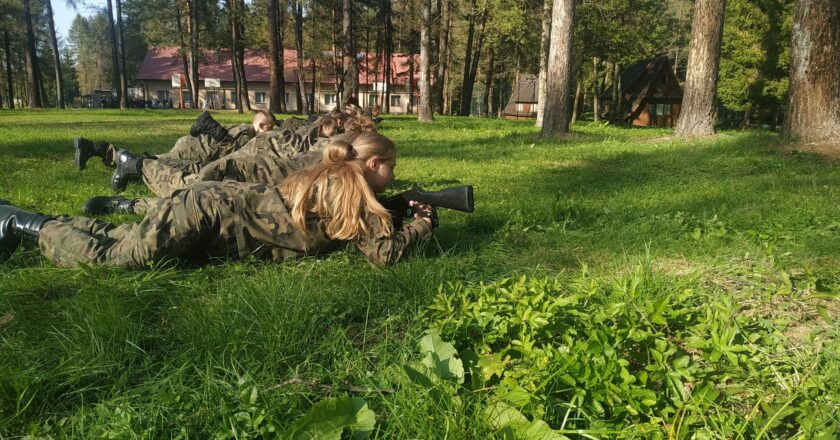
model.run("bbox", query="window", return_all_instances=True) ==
[285,92,290,105]
[255,92,266,104]
[324,93,336,105]
[206,91,220,102]
[182,91,191,105]
[368,94,377,106]
[410,95,418,107]
[516,103,525,112]
[390,95,401,107]
[660,104,671,116]
[157,90,170,102]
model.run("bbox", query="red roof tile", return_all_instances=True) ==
[136,47,420,87]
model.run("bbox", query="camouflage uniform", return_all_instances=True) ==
[278,117,311,133]
[132,151,324,215]
[39,180,432,268]
[140,129,324,198]
[100,124,256,167]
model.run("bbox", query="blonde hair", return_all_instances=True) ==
[280,132,396,241]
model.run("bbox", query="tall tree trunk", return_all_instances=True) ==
[536,0,552,127]
[461,11,487,116]
[294,0,308,115]
[540,0,575,137]
[230,0,251,112]
[106,0,121,105]
[185,0,200,108]
[340,0,358,107]
[782,0,840,143]
[174,0,194,107]
[44,0,65,108]
[22,0,42,108]
[592,57,599,122]
[674,0,726,136]
[571,76,581,124]
[268,0,284,113]
[3,31,15,109]
[406,56,414,114]
[435,0,450,114]
[383,0,393,114]
[483,44,494,117]
[116,0,128,108]
[418,0,434,121]
[610,62,620,122]
[332,4,340,96]
[459,0,477,116]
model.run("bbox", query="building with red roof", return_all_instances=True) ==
[135,47,421,113]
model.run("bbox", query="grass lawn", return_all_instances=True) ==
[0,109,838,438]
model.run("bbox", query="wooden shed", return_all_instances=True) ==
[599,57,683,128]
[503,74,538,119]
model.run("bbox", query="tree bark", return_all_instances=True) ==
[174,0,194,107]
[674,0,726,136]
[44,0,65,108]
[540,0,575,137]
[418,0,434,121]
[435,0,450,114]
[463,11,487,115]
[483,45,494,117]
[22,0,42,108]
[105,0,121,105]
[782,0,840,143]
[571,76,581,124]
[116,0,128,108]
[459,0,477,116]
[340,0,358,107]
[4,31,15,109]
[268,0,285,113]
[536,0,552,127]
[610,62,620,122]
[185,0,200,108]
[294,0,308,115]
[592,57,599,122]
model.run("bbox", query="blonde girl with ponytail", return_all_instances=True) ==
[3,132,432,268]
[279,132,434,265]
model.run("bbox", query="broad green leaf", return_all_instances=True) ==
[485,401,528,429]
[287,396,376,440]
[419,331,464,383]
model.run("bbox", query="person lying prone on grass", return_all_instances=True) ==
[0,133,436,269]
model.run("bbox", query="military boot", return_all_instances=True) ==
[190,111,229,142]
[111,150,145,191]
[83,196,136,215]
[0,200,53,259]
[74,137,112,170]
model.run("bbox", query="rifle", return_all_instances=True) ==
[379,185,474,229]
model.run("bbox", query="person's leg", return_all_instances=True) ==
[140,159,200,198]
[39,196,208,268]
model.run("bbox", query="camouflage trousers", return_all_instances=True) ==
[39,181,314,268]
[138,130,324,199]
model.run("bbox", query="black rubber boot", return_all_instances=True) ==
[111,150,145,191]
[83,196,136,215]
[74,137,111,170]
[0,200,53,259]
[190,111,229,142]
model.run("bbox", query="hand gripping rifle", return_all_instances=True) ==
[379,185,474,229]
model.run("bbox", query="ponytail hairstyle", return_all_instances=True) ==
[280,132,396,241]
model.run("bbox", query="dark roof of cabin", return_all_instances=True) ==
[598,56,682,100]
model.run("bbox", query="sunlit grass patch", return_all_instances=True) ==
[0,110,838,437]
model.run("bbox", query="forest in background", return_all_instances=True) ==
[0,0,793,126]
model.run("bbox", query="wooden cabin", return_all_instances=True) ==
[599,57,683,128]
[503,74,538,119]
